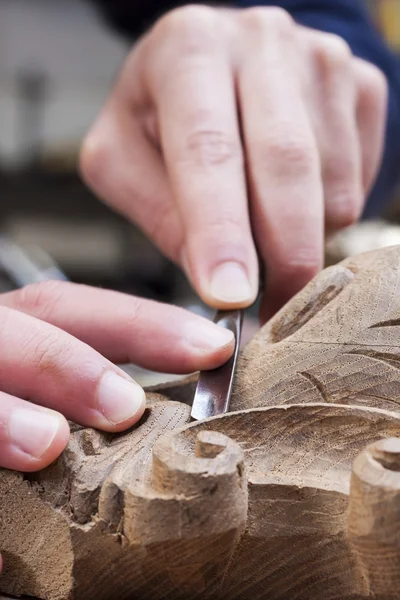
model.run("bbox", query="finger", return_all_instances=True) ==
[147,6,258,308]
[0,281,235,373]
[0,394,69,472]
[238,9,323,320]
[80,98,184,265]
[303,30,363,231]
[0,305,145,432]
[352,57,388,195]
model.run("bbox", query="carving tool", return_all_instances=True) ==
[0,235,68,287]
[190,309,243,420]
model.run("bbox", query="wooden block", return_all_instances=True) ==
[3,245,400,599]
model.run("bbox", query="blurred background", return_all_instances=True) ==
[0,0,399,383]
[0,0,191,302]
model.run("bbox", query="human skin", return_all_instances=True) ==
[81,5,388,321]
[0,5,387,576]
[0,281,234,472]
[0,0,387,493]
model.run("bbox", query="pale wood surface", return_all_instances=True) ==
[233,245,400,413]
[3,246,400,599]
[348,437,400,598]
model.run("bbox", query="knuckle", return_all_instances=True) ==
[162,4,216,27]
[261,132,316,176]
[180,128,242,168]
[327,192,362,230]
[13,281,67,321]
[271,249,322,288]
[201,214,247,240]
[155,5,218,52]
[282,252,322,278]
[323,155,363,229]
[79,132,110,192]
[31,329,71,376]
[242,6,294,35]
[323,153,355,186]
[356,60,388,106]
[122,297,145,335]
[370,66,388,99]
[314,33,352,72]
[327,34,351,59]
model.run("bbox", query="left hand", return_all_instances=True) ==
[80,6,388,319]
[0,281,234,473]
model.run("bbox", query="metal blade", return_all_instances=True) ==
[190,309,243,420]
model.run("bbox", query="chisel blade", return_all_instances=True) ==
[190,309,243,420]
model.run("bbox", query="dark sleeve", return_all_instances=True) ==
[92,1,198,38]
[93,0,400,217]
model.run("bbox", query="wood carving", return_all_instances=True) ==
[3,245,400,599]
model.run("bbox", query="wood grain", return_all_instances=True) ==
[348,437,400,598]
[233,247,400,414]
[3,246,400,598]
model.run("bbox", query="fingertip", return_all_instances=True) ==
[106,388,147,433]
[95,371,146,432]
[174,314,235,370]
[192,335,235,371]
[53,414,71,456]
[185,318,235,351]
[203,261,258,309]
[17,410,70,473]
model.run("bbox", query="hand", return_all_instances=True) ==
[0,281,234,472]
[80,5,387,320]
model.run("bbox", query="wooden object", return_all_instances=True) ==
[3,246,400,599]
[348,437,400,598]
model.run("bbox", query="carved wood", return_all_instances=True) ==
[2,246,400,599]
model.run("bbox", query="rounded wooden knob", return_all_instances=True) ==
[124,427,247,544]
[348,437,400,598]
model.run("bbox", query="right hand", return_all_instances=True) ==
[81,5,387,320]
[0,280,234,473]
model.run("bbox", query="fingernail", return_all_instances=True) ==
[98,372,145,425]
[9,409,60,458]
[209,262,254,305]
[186,320,234,352]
